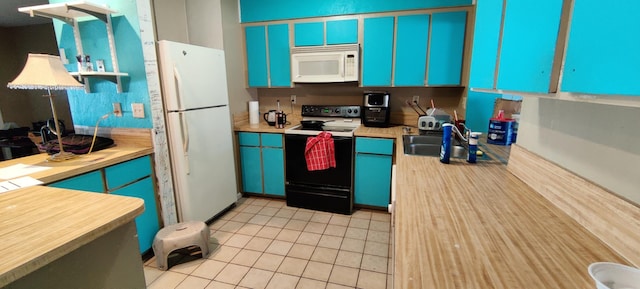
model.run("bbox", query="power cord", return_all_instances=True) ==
[88,114,110,155]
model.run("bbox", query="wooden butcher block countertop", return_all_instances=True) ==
[236,122,629,288]
[355,125,628,289]
[0,146,153,184]
[0,186,144,287]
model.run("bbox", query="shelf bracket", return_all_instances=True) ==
[29,10,74,26]
[66,5,109,23]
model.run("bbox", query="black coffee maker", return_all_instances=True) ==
[362,91,390,127]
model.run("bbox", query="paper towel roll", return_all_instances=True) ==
[249,101,259,124]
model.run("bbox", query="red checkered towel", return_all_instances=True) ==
[305,131,336,171]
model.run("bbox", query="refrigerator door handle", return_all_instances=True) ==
[179,111,191,175]
[173,66,184,111]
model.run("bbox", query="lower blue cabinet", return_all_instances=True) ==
[239,145,263,194]
[238,132,285,196]
[110,177,159,253]
[47,156,160,254]
[354,137,394,208]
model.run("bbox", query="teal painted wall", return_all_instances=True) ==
[50,0,152,128]
[239,0,472,22]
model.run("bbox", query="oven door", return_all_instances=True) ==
[284,134,354,214]
[285,134,353,188]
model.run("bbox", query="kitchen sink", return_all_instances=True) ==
[402,134,444,157]
[403,134,490,160]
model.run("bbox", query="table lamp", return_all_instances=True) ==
[7,53,84,161]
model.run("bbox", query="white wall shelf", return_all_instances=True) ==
[19,1,127,93]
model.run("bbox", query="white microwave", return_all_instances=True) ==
[290,44,359,83]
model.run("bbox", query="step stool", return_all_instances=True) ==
[152,221,210,270]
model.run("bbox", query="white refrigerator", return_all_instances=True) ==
[158,40,237,222]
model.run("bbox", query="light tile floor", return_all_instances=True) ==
[144,197,393,289]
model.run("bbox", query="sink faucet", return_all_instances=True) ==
[450,124,469,146]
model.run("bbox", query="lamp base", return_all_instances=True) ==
[47,151,77,162]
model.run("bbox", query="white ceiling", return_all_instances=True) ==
[0,0,52,27]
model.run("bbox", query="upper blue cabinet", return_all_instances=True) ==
[561,0,640,96]
[242,2,471,88]
[469,0,566,94]
[496,1,564,93]
[240,0,472,23]
[427,11,467,86]
[362,17,395,86]
[268,24,292,87]
[394,14,430,86]
[363,11,467,87]
[468,0,503,89]
[294,22,324,46]
[294,19,359,46]
[326,19,359,45]
[244,24,291,87]
[245,26,268,87]
[470,0,639,98]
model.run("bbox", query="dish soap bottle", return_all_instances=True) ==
[440,123,453,164]
[467,132,482,163]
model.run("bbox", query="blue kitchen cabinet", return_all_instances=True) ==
[105,155,159,254]
[240,0,473,23]
[294,22,324,46]
[48,155,160,254]
[49,170,105,193]
[244,26,268,87]
[496,0,564,93]
[468,0,503,90]
[104,155,152,189]
[294,19,358,46]
[326,19,358,45]
[261,133,285,196]
[238,132,285,196]
[354,137,394,208]
[427,11,467,86]
[394,14,430,86]
[245,24,292,87]
[268,24,292,87]
[109,177,159,253]
[238,132,263,194]
[561,0,640,96]
[362,17,395,86]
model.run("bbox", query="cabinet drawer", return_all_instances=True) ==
[105,156,152,190]
[356,137,394,155]
[261,133,283,148]
[49,170,104,193]
[238,132,260,146]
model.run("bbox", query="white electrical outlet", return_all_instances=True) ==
[112,102,122,117]
[412,95,420,104]
[132,103,144,118]
[290,94,297,104]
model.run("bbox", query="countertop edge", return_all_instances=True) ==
[0,146,154,185]
[0,187,144,287]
